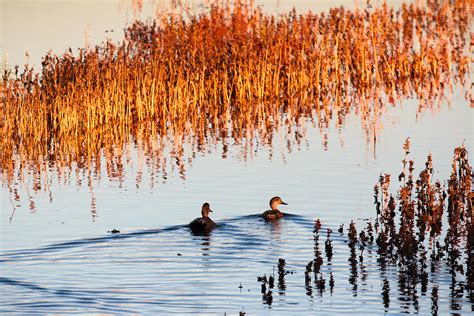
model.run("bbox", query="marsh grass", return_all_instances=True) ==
[305,142,472,309]
[365,142,472,309]
[0,0,471,200]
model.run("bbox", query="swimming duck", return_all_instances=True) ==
[262,196,288,220]
[189,202,216,232]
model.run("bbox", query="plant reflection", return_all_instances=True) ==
[1,0,471,217]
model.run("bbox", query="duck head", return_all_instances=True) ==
[201,202,213,217]
[269,196,288,211]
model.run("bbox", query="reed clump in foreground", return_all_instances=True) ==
[298,143,472,308]
[0,0,471,192]
[356,142,472,309]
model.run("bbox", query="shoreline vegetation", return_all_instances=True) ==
[0,0,470,193]
[266,142,472,310]
[352,143,473,311]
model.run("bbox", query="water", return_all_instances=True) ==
[1,0,473,314]
[1,94,472,314]
[1,215,471,314]
[1,96,471,250]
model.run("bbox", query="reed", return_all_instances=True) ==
[369,141,472,304]
[256,143,471,301]
[331,142,473,307]
[257,258,284,305]
[1,0,470,196]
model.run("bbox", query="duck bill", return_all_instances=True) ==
[281,201,288,205]
[209,209,213,212]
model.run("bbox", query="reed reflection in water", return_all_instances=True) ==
[1,95,470,250]
[1,0,471,205]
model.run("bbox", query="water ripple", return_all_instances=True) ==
[1,214,472,314]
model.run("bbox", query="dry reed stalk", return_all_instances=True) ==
[0,0,470,195]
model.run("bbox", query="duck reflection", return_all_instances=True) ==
[189,230,213,266]
[268,219,282,237]
[200,235,211,257]
[264,218,283,250]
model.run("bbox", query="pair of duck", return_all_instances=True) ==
[189,196,287,232]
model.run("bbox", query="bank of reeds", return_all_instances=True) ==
[0,0,470,190]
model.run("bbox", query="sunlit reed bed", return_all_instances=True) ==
[0,0,470,193]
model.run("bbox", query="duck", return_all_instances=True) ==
[189,202,216,232]
[262,196,288,220]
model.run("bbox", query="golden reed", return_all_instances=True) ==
[0,0,471,194]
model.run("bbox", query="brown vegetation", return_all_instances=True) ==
[369,141,472,308]
[0,0,471,194]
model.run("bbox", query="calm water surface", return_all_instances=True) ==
[1,215,470,314]
[1,0,473,314]
[1,94,472,314]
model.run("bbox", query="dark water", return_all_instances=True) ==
[1,214,472,314]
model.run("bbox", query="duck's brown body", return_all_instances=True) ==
[262,210,284,220]
[262,196,287,221]
[189,216,216,231]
